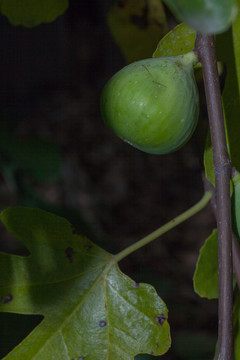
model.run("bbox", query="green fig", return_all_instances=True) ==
[101,52,199,154]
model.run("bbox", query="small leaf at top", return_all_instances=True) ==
[107,0,168,63]
[153,23,196,58]
[0,0,68,27]
[193,229,218,299]
[163,0,238,34]
[0,207,170,359]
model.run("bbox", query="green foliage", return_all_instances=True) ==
[153,23,196,58]
[204,4,240,185]
[0,129,62,182]
[193,230,218,299]
[107,0,168,62]
[217,5,240,173]
[163,0,238,34]
[1,1,240,358]
[0,207,170,359]
[0,0,68,27]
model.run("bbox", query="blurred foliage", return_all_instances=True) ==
[107,0,168,62]
[0,126,62,182]
[0,0,68,27]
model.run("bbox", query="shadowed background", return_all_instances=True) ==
[0,1,217,359]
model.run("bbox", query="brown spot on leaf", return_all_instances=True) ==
[72,227,81,235]
[84,238,92,249]
[65,247,74,263]
[155,314,167,326]
[78,358,84,360]
[98,320,107,327]
[155,343,159,348]
[150,351,154,355]
[2,294,13,304]
[130,3,149,29]
[132,282,139,288]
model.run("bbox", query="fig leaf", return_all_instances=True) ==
[0,207,170,359]
[193,229,236,299]
[193,229,219,299]
[153,22,196,58]
[107,0,168,62]
[163,0,238,34]
[0,0,68,27]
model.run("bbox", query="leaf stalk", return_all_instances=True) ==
[114,191,212,263]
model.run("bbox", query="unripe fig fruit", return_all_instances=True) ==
[101,52,199,154]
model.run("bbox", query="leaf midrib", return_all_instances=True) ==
[31,257,114,360]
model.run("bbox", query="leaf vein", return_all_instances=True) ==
[107,282,156,327]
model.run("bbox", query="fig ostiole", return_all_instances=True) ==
[100,51,199,155]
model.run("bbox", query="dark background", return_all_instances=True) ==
[0,1,217,359]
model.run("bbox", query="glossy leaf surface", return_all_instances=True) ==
[107,0,168,62]
[0,207,170,359]
[153,23,196,58]
[163,0,238,34]
[0,0,68,27]
[193,229,218,299]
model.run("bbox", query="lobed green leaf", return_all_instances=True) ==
[0,207,170,359]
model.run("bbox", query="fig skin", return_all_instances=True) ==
[101,52,199,154]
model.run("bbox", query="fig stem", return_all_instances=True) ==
[113,191,212,264]
[195,34,233,360]
[180,51,199,68]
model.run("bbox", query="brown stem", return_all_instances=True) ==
[195,35,233,359]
